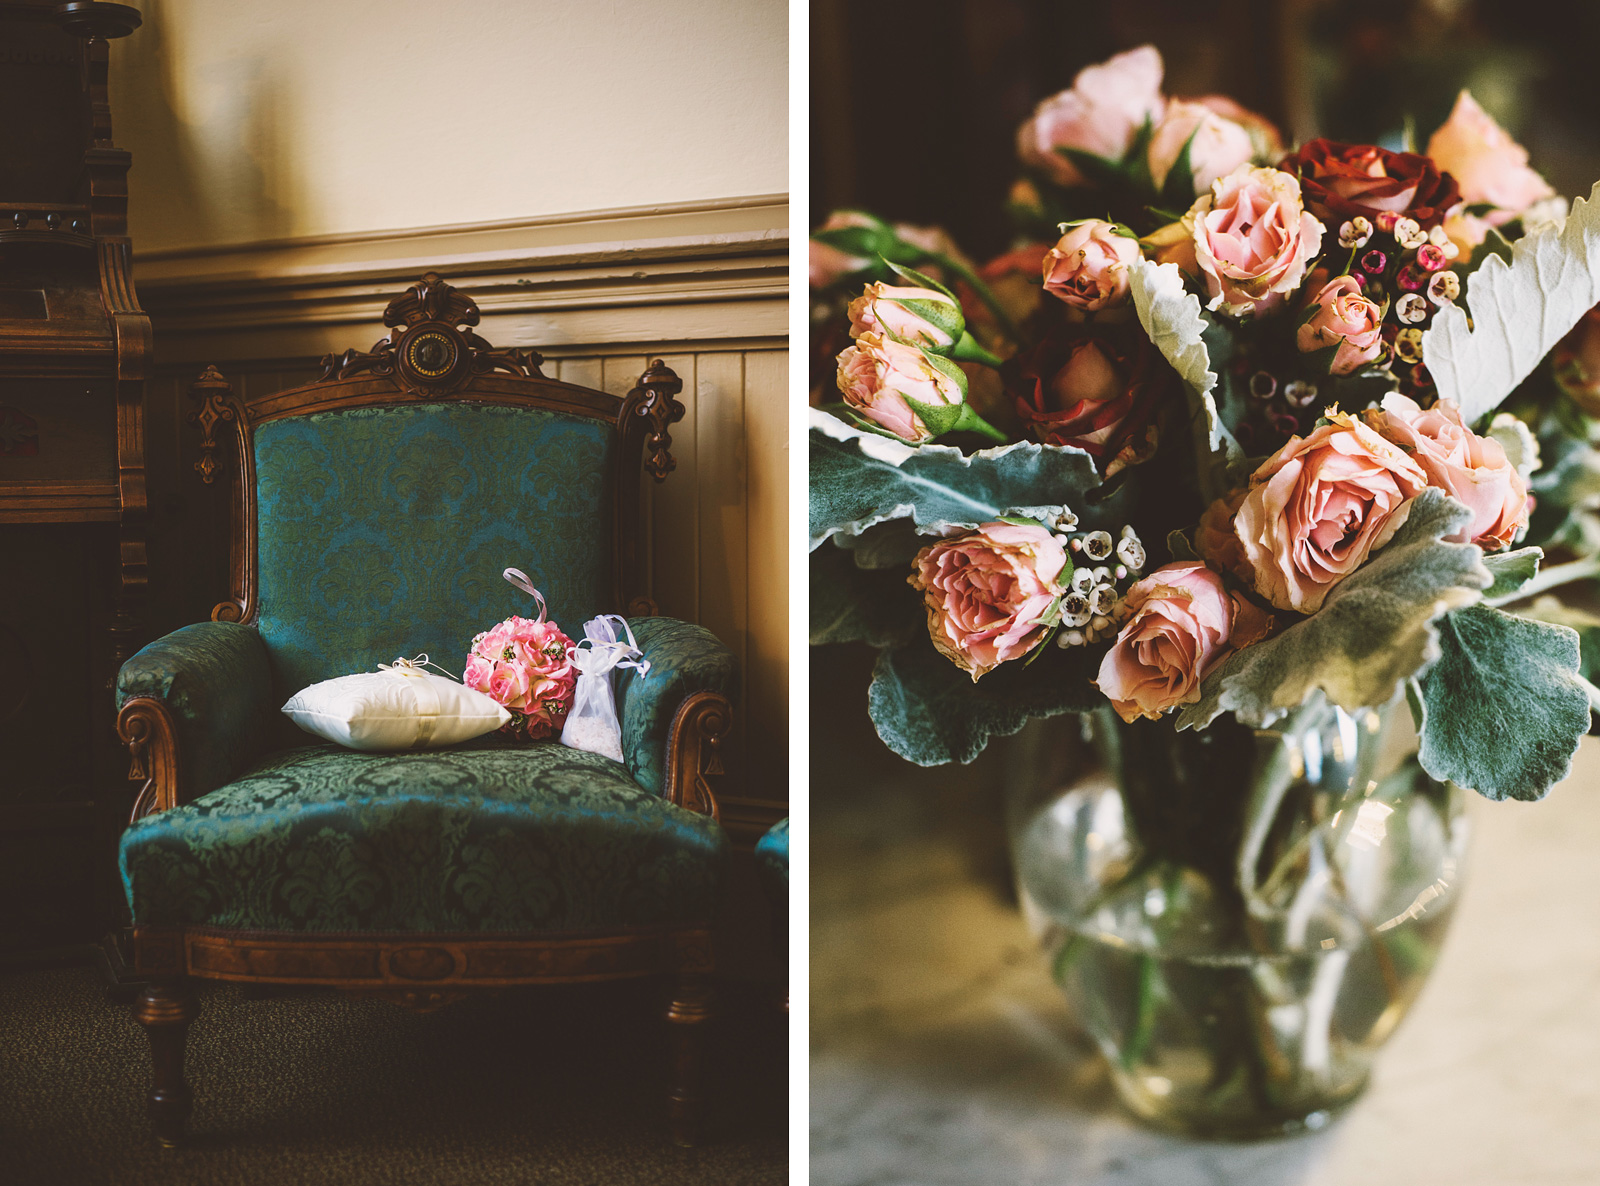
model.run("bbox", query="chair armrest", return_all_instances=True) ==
[619,617,738,808]
[116,621,277,817]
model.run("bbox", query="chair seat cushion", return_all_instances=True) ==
[119,738,726,934]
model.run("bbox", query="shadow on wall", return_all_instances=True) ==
[116,0,302,252]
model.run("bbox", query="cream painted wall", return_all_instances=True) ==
[110,0,787,252]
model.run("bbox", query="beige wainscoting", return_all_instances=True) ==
[134,195,789,842]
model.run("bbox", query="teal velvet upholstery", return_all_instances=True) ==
[254,403,614,699]
[755,818,788,904]
[619,617,739,796]
[115,622,277,801]
[119,737,727,933]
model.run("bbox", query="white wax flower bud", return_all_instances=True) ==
[1427,270,1460,305]
[1338,217,1373,249]
[1082,530,1114,561]
[1070,567,1097,594]
[1396,293,1429,324]
[1089,585,1118,616]
[1393,217,1427,249]
[1059,592,1092,628]
[1116,536,1146,571]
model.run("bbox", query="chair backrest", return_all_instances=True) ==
[193,273,684,699]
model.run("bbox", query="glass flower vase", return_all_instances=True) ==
[1006,697,1470,1139]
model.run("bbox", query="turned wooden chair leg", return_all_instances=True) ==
[134,978,199,1147]
[665,974,712,1146]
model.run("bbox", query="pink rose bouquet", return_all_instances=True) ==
[465,612,576,741]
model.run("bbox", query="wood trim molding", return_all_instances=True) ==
[134,195,788,365]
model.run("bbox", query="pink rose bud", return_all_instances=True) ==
[1188,166,1325,316]
[1016,46,1166,188]
[1233,413,1429,613]
[810,210,883,289]
[1041,220,1142,315]
[1365,393,1531,551]
[836,332,966,443]
[909,522,1069,680]
[1147,99,1256,195]
[1297,274,1386,375]
[1426,89,1556,224]
[1094,561,1273,722]
[847,282,962,350]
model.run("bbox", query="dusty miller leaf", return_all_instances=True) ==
[1422,180,1600,424]
[810,541,921,648]
[1174,490,1492,730]
[809,408,1116,549]
[1417,604,1589,801]
[1481,546,1542,601]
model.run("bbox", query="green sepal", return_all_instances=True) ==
[1166,528,1199,563]
[902,394,962,439]
[1157,126,1200,211]
[1122,116,1157,194]
[995,515,1048,528]
[884,258,959,304]
[948,330,1003,368]
[920,350,971,398]
[945,402,1007,443]
[1057,146,1126,189]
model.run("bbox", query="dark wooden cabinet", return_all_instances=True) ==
[0,0,148,951]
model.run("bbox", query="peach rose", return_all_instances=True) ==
[910,522,1069,680]
[810,211,879,288]
[1192,95,1284,159]
[1141,218,1199,275]
[837,332,965,443]
[847,282,961,350]
[1147,99,1256,195]
[1296,273,1386,374]
[1440,208,1490,261]
[1016,46,1165,188]
[1189,166,1324,316]
[1426,90,1554,224]
[1554,305,1600,417]
[1007,333,1174,472]
[1365,393,1530,551]
[1234,414,1428,613]
[1041,220,1141,315]
[1095,561,1273,722]
[1194,487,1252,583]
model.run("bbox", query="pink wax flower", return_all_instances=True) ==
[1426,90,1555,224]
[466,613,576,740]
[836,332,965,443]
[1296,273,1386,374]
[1095,561,1272,723]
[1188,165,1324,317]
[1365,393,1530,551]
[1041,220,1142,316]
[1233,413,1428,614]
[1016,46,1166,188]
[909,521,1068,681]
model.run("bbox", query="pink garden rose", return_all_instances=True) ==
[1189,165,1324,316]
[1365,393,1530,551]
[1095,562,1272,722]
[1147,99,1256,195]
[1041,220,1141,316]
[1016,46,1165,188]
[910,522,1068,680]
[1426,90,1554,225]
[1233,413,1428,613]
[847,282,961,350]
[1296,273,1386,374]
[466,614,576,740]
[836,332,965,443]
[1192,95,1284,160]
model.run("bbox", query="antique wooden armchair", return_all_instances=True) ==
[113,274,736,1147]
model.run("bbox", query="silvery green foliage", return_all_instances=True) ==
[810,540,921,649]
[1129,259,1245,501]
[1417,605,1590,801]
[808,408,1116,549]
[1423,180,1600,424]
[867,635,1102,766]
[1174,490,1492,731]
[1481,546,1542,601]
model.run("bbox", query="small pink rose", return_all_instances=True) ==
[1016,46,1166,188]
[1147,99,1256,195]
[1233,413,1428,613]
[836,332,965,443]
[847,282,961,350]
[1365,393,1530,551]
[1191,95,1284,160]
[463,655,493,692]
[1095,561,1273,723]
[1426,90,1554,223]
[1189,166,1324,316]
[909,522,1068,680]
[1041,220,1141,316]
[810,211,879,289]
[1296,273,1386,374]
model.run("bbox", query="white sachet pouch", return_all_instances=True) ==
[559,615,649,762]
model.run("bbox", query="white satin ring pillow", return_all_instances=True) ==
[282,667,510,751]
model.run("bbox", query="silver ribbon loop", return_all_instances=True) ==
[502,568,549,623]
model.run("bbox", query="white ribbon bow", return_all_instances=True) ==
[380,653,460,680]
[502,568,549,622]
[570,615,650,680]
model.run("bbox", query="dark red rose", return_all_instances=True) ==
[1006,330,1176,474]
[1280,139,1461,230]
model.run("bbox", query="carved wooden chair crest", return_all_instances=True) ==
[114,274,735,1147]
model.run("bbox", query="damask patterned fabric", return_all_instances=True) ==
[755,818,788,903]
[618,617,739,796]
[119,737,727,933]
[115,622,278,802]
[253,403,615,700]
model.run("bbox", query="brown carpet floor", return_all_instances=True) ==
[0,962,787,1185]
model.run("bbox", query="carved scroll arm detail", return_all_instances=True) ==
[665,691,731,822]
[118,696,181,823]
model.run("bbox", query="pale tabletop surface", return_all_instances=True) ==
[812,734,1600,1186]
